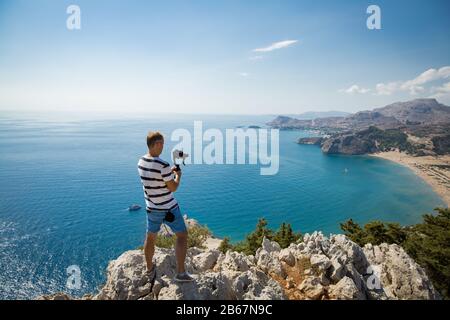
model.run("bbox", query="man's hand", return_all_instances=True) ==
[172,166,182,177]
[166,167,182,192]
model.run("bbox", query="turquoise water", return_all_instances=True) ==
[0,114,445,299]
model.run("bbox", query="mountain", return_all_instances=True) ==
[374,99,450,125]
[271,99,450,156]
[268,99,450,132]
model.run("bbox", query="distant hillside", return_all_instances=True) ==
[274,99,450,156]
[319,126,415,155]
[284,111,350,120]
[374,99,450,125]
[268,99,450,132]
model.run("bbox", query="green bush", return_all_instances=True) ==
[432,135,450,155]
[187,224,211,249]
[402,208,450,299]
[154,234,176,249]
[221,218,302,255]
[218,237,233,254]
[340,219,407,245]
[340,208,450,299]
[151,224,211,249]
[273,222,303,248]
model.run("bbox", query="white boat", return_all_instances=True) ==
[128,204,142,211]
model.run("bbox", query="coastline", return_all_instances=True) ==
[370,151,450,207]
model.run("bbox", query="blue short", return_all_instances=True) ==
[146,205,187,234]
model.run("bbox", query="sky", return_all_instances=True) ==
[0,0,450,115]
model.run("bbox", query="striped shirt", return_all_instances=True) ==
[137,155,178,211]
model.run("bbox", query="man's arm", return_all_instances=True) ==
[165,168,182,192]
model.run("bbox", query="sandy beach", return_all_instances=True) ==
[371,151,450,207]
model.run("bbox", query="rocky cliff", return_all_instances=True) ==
[39,231,440,300]
[320,134,378,155]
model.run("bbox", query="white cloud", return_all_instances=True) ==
[253,40,298,53]
[375,66,450,95]
[430,81,450,98]
[249,55,264,61]
[375,82,401,95]
[239,72,249,77]
[401,66,450,94]
[339,84,370,94]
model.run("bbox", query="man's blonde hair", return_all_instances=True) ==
[146,131,164,149]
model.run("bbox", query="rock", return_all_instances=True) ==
[363,243,440,300]
[329,258,346,283]
[328,277,362,300]
[285,277,295,289]
[297,137,324,146]
[261,237,281,254]
[300,231,330,255]
[234,269,285,300]
[298,277,325,300]
[94,250,155,300]
[256,251,285,278]
[345,263,367,298]
[158,272,233,300]
[220,251,252,273]
[37,293,73,300]
[303,233,310,243]
[278,248,296,267]
[192,250,220,272]
[310,254,332,271]
[319,273,331,286]
[329,234,368,273]
[184,215,201,229]
[321,134,377,155]
[254,237,285,278]
[37,224,440,301]
[93,247,284,300]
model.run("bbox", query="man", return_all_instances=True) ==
[137,131,194,283]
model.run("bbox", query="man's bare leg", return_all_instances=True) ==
[144,232,157,271]
[175,231,188,273]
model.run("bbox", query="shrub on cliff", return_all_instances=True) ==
[340,219,408,245]
[222,218,302,255]
[340,207,450,299]
[218,237,233,254]
[273,222,302,248]
[154,224,211,249]
[432,135,450,155]
[356,126,415,153]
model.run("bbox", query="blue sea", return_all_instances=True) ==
[0,113,445,299]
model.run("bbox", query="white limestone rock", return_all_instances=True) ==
[363,243,440,300]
